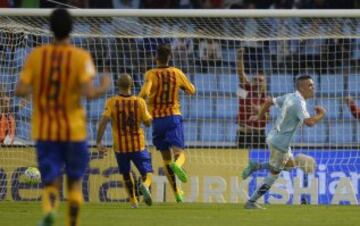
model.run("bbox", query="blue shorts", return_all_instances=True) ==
[115,150,153,175]
[152,115,185,151]
[35,141,89,184]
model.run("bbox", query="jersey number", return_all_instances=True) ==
[119,112,137,133]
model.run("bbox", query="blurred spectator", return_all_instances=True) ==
[202,0,224,8]
[89,0,113,8]
[237,48,269,149]
[198,39,222,72]
[0,94,15,145]
[178,0,199,8]
[269,0,294,9]
[0,89,26,145]
[171,37,194,72]
[113,0,139,8]
[344,96,360,119]
[140,0,177,8]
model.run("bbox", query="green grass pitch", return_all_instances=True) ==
[0,202,358,226]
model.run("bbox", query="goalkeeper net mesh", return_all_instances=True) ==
[0,10,359,204]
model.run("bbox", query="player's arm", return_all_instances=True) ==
[139,72,152,99]
[15,51,34,97]
[237,48,250,88]
[249,97,273,122]
[344,96,360,119]
[139,98,152,127]
[179,70,196,95]
[81,75,111,100]
[79,52,111,99]
[303,106,326,127]
[96,99,111,153]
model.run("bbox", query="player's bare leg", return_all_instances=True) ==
[66,179,83,226]
[170,146,188,183]
[161,150,184,202]
[38,177,61,226]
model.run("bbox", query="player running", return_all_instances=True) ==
[139,44,196,202]
[15,8,110,226]
[242,75,325,209]
[96,74,153,208]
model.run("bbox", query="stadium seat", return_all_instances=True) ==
[183,121,199,142]
[188,96,214,118]
[215,97,238,119]
[87,121,96,141]
[218,73,238,93]
[0,73,16,90]
[13,48,26,68]
[222,48,236,63]
[328,121,353,144]
[354,123,360,144]
[193,73,218,93]
[269,74,294,94]
[88,98,106,119]
[319,74,344,95]
[347,74,360,95]
[179,94,190,118]
[102,123,113,145]
[199,121,225,142]
[16,121,31,140]
[73,23,91,33]
[302,121,328,144]
[317,98,340,119]
[223,122,238,143]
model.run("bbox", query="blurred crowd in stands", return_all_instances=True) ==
[0,0,358,9]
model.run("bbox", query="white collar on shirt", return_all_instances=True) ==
[295,90,306,101]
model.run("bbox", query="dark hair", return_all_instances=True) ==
[156,44,171,64]
[50,8,72,40]
[296,74,312,82]
[295,74,312,89]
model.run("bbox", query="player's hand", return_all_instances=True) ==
[248,115,260,122]
[237,48,245,58]
[97,143,107,155]
[100,75,111,90]
[314,106,326,116]
[19,98,28,109]
[344,96,353,105]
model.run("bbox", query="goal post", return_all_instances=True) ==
[0,9,359,205]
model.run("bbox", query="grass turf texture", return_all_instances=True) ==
[0,202,358,226]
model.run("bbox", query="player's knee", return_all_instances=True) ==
[269,166,281,175]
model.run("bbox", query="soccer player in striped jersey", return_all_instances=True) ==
[139,44,196,202]
[15,9,110,226]
[96,74,153,208]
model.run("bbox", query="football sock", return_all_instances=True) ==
[142,172,152,188]
[249,174,279,202]
[42,185,59,215]
[163,160,177,193]
[66,188,83,226]
[174,152,186,167]
[123,174,136,199]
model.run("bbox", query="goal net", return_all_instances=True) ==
[0,9,359,205]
